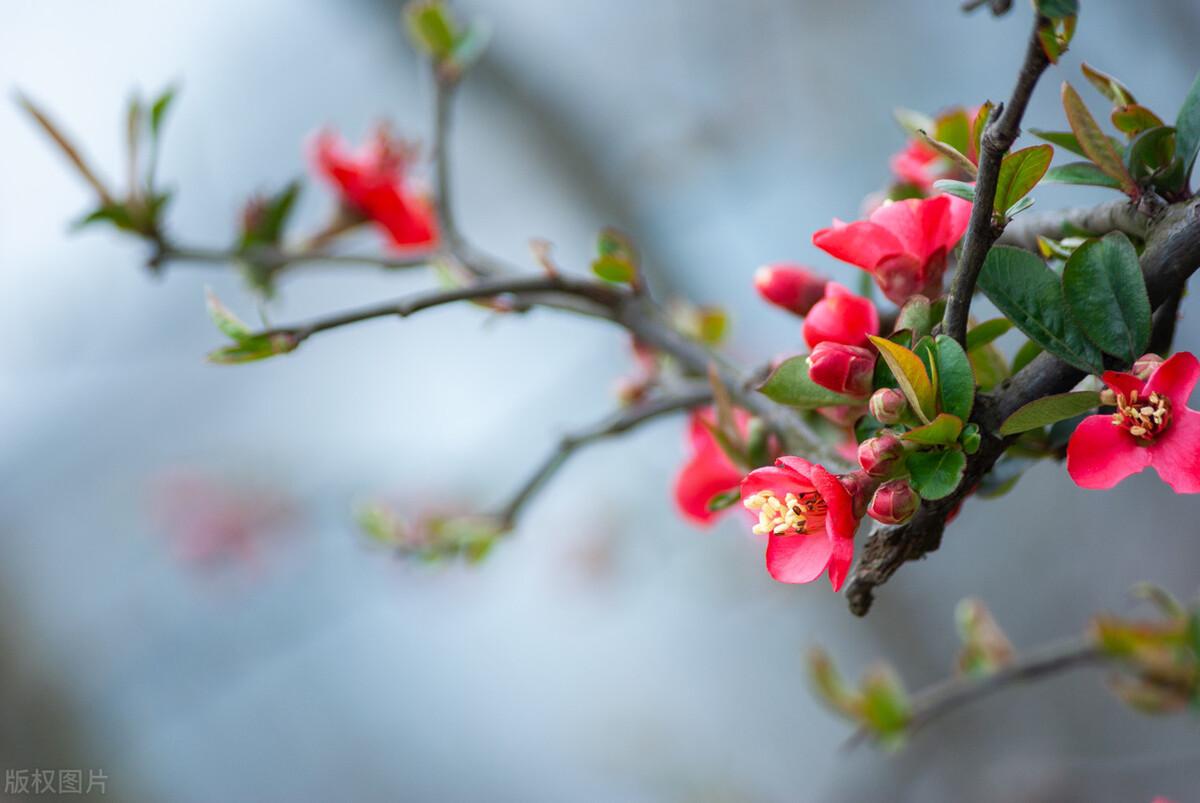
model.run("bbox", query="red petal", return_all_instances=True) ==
[675,447,743,525]
[775,456,816,483]
[1149,407,1200,493]
[1066,414,1149,489]
[1102,370,1144,400]
[869,198,925,257]
[765,532,834,584]
[741,465,813,500]
[1146,351,1200,405]
[825,533,855,592]
[810,465,858,540]
[813,221,904,271]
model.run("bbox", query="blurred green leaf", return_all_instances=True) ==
[1044,161,1124,190]
[1176,69,1200,181]
[1081,62,1136,107]
[965,318,1012,351]
[933,179,975,202]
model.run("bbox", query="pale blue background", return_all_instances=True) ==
[2,1,1199,801]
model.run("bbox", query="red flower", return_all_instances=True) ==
[1066,352,1200,493]
[808,342,876,398]
[889,140,941,191]
[754,263,828,317]
[310,126,438,251]
[740,457,859,590]
[802,282,880,349]
[674,407,750,525]
[812,195,972,305]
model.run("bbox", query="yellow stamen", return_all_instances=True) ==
[743,489,827,536]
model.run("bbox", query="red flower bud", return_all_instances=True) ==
[753,263,828,317]
[808,342,876,398]
[1131,352,1165,380]
[802,283,880,349]
[869,387,907,424]
[868,479,920,525]
[838,470,880,519]
[858,432,905,478]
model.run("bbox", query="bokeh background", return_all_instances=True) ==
[3,1,1200,801]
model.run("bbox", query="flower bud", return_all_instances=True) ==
[868,479,920,525]
[869,387,907,424]
[753,263,828,317]
[838,470,880,519]
[802,282,880,349]
[808,342,876,398]
[858,432,905,478]
[1131,352,1165,380]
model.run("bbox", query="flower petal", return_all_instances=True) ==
[869,198,925,257]
[1066,414,1150,489]
[813,221,905,271]
[1149,407,1200,493]
[1102,370,1144,401]
[765,532,834,584]
[825,533,855,592]
[675,447,742,525]
[1146,351,1200,405]
[741,465,808,501]
[775,456,817,484]
[810,465,858,540]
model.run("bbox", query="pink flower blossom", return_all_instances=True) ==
[310,125,438,251]
[812,195,972,305]
[808,342,876,398]
[802,282,880,349]
[754,263,829,317]
[889,140,941,190]
[1066,352,1200,493]
[740,457,860,589]
[674,407,750,524]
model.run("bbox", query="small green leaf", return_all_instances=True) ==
[917,129,975,176]
[935,335,975,421]
[969,341,1009,391]
[1081,62,1136,107]
[906,448,968,501]
[1062,232,1151,364]
[869,335,936,423]
[205,288,252,341]
[706,488,741,513]
[971,101,993,160]
[965,318,1012,351]
[994,145,1053,216]
[933,107,972,159]
[859,666,912,748]
[592,227,639,284]
[896,296,933,338]
[1011,340,1043,375]
[405,0,457,60]
[1061,82,1137,194]
[903,413,964,446]
[1006,196,1036,218]
[207,333,299,364]
[758,356,861,409]
[977,247,1103,373]
[933,179,975,202]
[591,255,635,284]
[1036,0,1078,18]
[1111,105,1163,139]
[1043,161,1123,189]
[998,390,1101,436]
[1030,129,1088,158]
[1176,70,1200,181]
[149,85,177,140]
[1125,126,1176,182]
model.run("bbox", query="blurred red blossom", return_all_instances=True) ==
[754,263,829,317]
[673,407,751,525]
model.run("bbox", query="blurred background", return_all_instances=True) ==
[3,1,1200,800]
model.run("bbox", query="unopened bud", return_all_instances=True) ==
[869,387,907,424]
[839,470,880,519]
[808,342,876,398]
[858,432,905,478]
[754,263,828,317]
[868,478,920,525]
[1131,353,1165,380]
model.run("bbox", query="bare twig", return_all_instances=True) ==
[155,242,436,273]
[17,92,115,205]
[941,13,1052,343]
[997,198,1149,251]
[495,385,713,529]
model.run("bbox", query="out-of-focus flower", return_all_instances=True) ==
[754,263,829,317]
[812,195,972,305]
[889,140,941,191]
[615,337,660,405]
[1067,352,1200,493]
[674,407,750,525]
[740,457,860,590]
[310,125,438,251]
[870,387,907,424]
[867,478,920,525]
[802,282,880,349]
[808,342,876,398]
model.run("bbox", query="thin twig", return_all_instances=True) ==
[997,199,1149,252]
[495,386,713,529]
[941,13,1051,344]
[157,243,435,272]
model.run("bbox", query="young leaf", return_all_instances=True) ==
[933,179,975,202]
[1036,0,1078,18]
[1176,70,1200,180]
[1029,128,1088,158]
[917,129,976,177]
[998,390,1101,436]
[207,333,298,365]
[903,413,964,446]
[994,145,1053,216]
[971,101,993,161]
[1061,82,1137,194]
[706,488,741,513]
[1043,161,1123,190]
[868,335,936,423]
[933,107,972,160]
[1111,105,1163,139]
[591,255,635,284]
[1062,232,1151,364]
[1006,196,1036,219]
[1081,62,1136,107]
[758,356,861,409]
[977,246,1103,373]
[906,448,967,501]
[935,335,975,421]
[1125,126,1176,183]
[405,0,458,60]
[965,318,1012,351]
[206,288,252,341]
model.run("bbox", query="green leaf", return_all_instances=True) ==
[1081,62,1136,107]
[977,246,1103,373]
[758,356,861,409]
[994,145,1053,216]
[933,107,972,160]
[1062,232,1151,364]
[917,129,975,176]
[1036,0,1077,18]
[1006,196,1036,218]
[205,288,252,341]
[405,0,457,60]
[149,85,177,140]
[965,318,1012,351]
[969,341,1009,391]
[869,335,936,423]
[706,488,741,513]
[998,390,1101,436]
[1176,70,1200,181]
[1125,126,1176,182]
[1062,82,1137,194]
[896,296,933,338]
[1011,340,1043,375]
[1043,161,1123,189]
[591,255,635,284]
[906,448,968,501]
[903,413,964,446]
[1111,105,1163,139]
[207,333,298,364]
[935,335,975,421]
[933,179,975,202]
[971,101,993,160]
[592,227,639,284]
[1030,129,1088,158]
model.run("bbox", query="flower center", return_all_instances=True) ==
[1111,389,1172,443]
[743,490,827,536]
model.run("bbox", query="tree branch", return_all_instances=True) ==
[494,385,713,529]
[153,242,436,273]
[941,13,1051,343]
[997,198,1150,251]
